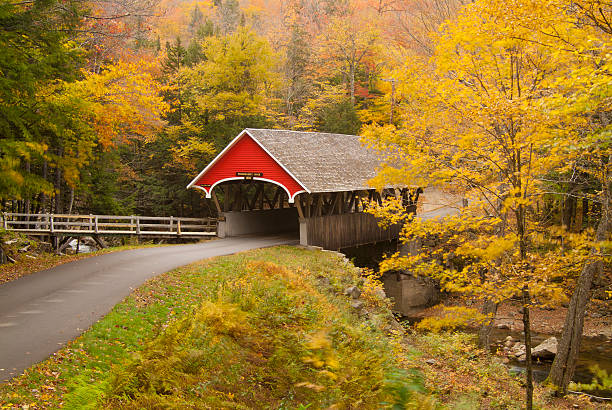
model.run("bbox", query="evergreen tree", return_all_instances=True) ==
[161,38,187,125]
[316,99,361,135]
[0,0,83,203]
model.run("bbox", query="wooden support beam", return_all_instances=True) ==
[305,194,312,218]
[248,183,263,210]
[212,191,222,215]
[328,192,340,216]
[295,195,305,218]
[57,236,73,253]
[375,190,383,206]
[346,191,356,213]
[272,187,282,209]
[314,194,323,217]
[92,235,107,249]
[259,183,264,210]
[263,189,275,209]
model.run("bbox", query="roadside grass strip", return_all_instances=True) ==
[0,246,424,409]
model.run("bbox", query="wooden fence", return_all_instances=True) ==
[1,213,217,238]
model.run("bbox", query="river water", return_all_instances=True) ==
[340,242,611,399]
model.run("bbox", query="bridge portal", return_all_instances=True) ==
[187,129,419,250]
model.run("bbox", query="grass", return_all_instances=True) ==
[1,245,600,409]
[0,246,423,409]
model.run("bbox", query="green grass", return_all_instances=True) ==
[0,246,424,409]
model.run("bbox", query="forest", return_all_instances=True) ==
[1,0,611,407]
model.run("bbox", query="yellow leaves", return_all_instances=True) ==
[57,59,168,149]
[415,306,491,333]
[455,234,517,262]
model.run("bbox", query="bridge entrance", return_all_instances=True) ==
[211,180,299,238]
[188,129,419,250]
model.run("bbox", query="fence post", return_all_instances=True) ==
[2,213,7,230]
[94,215,99,234]
[136,216,141,235]
[89,214,93,232]
[49,214,54,233]
[130,215,134,233]
[177,220,181,236]
[170,216,174,233]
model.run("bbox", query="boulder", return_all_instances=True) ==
[344,286,361,299]
[496,321,512,330]
[372,287,387,300]
[350,300,365,310]
[532,337,557,360]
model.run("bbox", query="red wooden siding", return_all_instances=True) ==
[192,133,305,200]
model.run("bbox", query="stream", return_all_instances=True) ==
[340,241,612,399]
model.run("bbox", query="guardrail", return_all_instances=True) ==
[1,213,217,237]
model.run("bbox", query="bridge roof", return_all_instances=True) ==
[187,128,383,202]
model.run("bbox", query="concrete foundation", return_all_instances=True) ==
[382,272,440,316]
[381,237,440,316]
[218,208,299,237]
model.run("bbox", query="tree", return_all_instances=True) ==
[0,0,83,203]
[361,0,610,407]
[469,0,612,395]
[161,37,187,125]
[317,13,380,104]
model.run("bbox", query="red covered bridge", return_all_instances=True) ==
[187,128,420,250]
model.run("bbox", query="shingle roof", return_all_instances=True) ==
[245,128,382,193]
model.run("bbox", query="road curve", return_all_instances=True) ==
[0,234,298,382]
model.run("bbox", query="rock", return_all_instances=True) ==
[496,321,512,330]
[504,340,514,348]
[505,336,514,342]
[4,239,18,245]
[425,359,437,365]
[18,244,30,253]
[372,287,386,300]
[350,300,365,310]
[344,286,361,299]
[532,337,557,360]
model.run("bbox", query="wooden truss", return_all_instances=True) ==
[211,181,421,218]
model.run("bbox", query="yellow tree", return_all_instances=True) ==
[362,0,610,407]
[481,0,612,395]
[317,12,381,105]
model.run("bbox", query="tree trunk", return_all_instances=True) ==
[547,209,608,394]
[41,159,48,213]
[478,298,499,350]
[54,149,63,214]
[523,287,534,410]
[349,64,355,105]
[67,186,75,214]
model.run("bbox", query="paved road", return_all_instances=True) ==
[0,235,298,382]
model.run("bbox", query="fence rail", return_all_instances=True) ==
[1,213,217,237]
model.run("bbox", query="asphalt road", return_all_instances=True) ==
[0,234,298,382]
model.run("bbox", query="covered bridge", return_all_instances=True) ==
[187,128,420,250]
